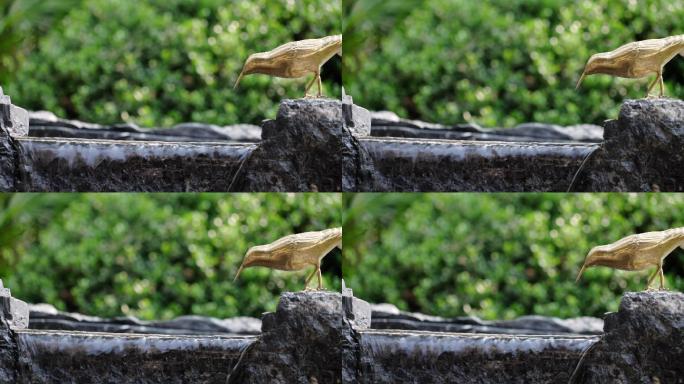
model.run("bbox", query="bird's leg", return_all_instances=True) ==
[646,74,660,98]
[645,267,660,290]
[658,264,666,290]
[316,263,324,290]
[316,69,323,98]
[303,268,317,291]
[304,73,317,98]
[658,71,665,98]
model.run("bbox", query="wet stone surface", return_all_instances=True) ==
[28,303,260,335]
[370,303,602,335]
[28,110,261,143]
[15,331,254,384]
[370,111,603,143]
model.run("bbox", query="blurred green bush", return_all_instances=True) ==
[1,193,341,320]
[5,0,341,127]
[344,0,684,127]
[343,193,684,319]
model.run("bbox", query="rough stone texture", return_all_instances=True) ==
[0,88,29,138]
[0,280,29,384]
[356,330,596,384]
[342,286,370,384]
[15,330,255,383]
[577,291,684,383]
[370,304,602,335]
[0,88,26,191]
[232,98,344,192]
[342,99,388,191]
[28,303,260,335]
[237,291,343,384]
[578,99,684,191]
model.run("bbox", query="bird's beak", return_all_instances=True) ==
[575,264,587,283]
[233,264,244,282]
[234,71,245,90]
[576,72,587,90]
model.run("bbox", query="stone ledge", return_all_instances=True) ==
[347,99,684,191]
[0,96,344,192]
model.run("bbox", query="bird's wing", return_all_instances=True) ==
[262,40,299,61]
[295,36,341,61]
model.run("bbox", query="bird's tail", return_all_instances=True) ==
[576,72,587,90]
[575,263,588,283]
[233,264,245,282]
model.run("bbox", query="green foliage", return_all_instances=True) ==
[344,0,684,127]
[343,194,684,319]
[0,0,83,84]
[2,193,341,320]
[5,0,341,127]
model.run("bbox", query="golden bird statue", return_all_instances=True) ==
[577,35,684,98]
[576,227,684,290]
[234,227,342,290]
[234,35,342,98]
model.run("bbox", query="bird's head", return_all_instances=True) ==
[575,244,609,282]
[234,53,270,89]
[576,53,613,89]
[233,245,269,282]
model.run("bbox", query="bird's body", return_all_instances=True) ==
[577,35,684,97]
[234,227,342,290]
[576,227,684,290]
[234,35,342,97]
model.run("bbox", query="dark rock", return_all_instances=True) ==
[369,111,602,143]
[490,123,603,142]
[370,304,602,335]
[238,291,343,383]
[236,98,344,191]
[0,280,29,383]
[578,98,684,191]
[578,291,684,383]
[342,99,389,191]
[0,88,28,191]
[342,283,370,384]
[0,281,28,330]
[0,88,29,138]
[28,111,262,143]
[27,304,261,335]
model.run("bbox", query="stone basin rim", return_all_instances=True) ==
[16,136,258,148]
[360,329,600,340]
[359,136,600,148]
[17,328,260,340]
